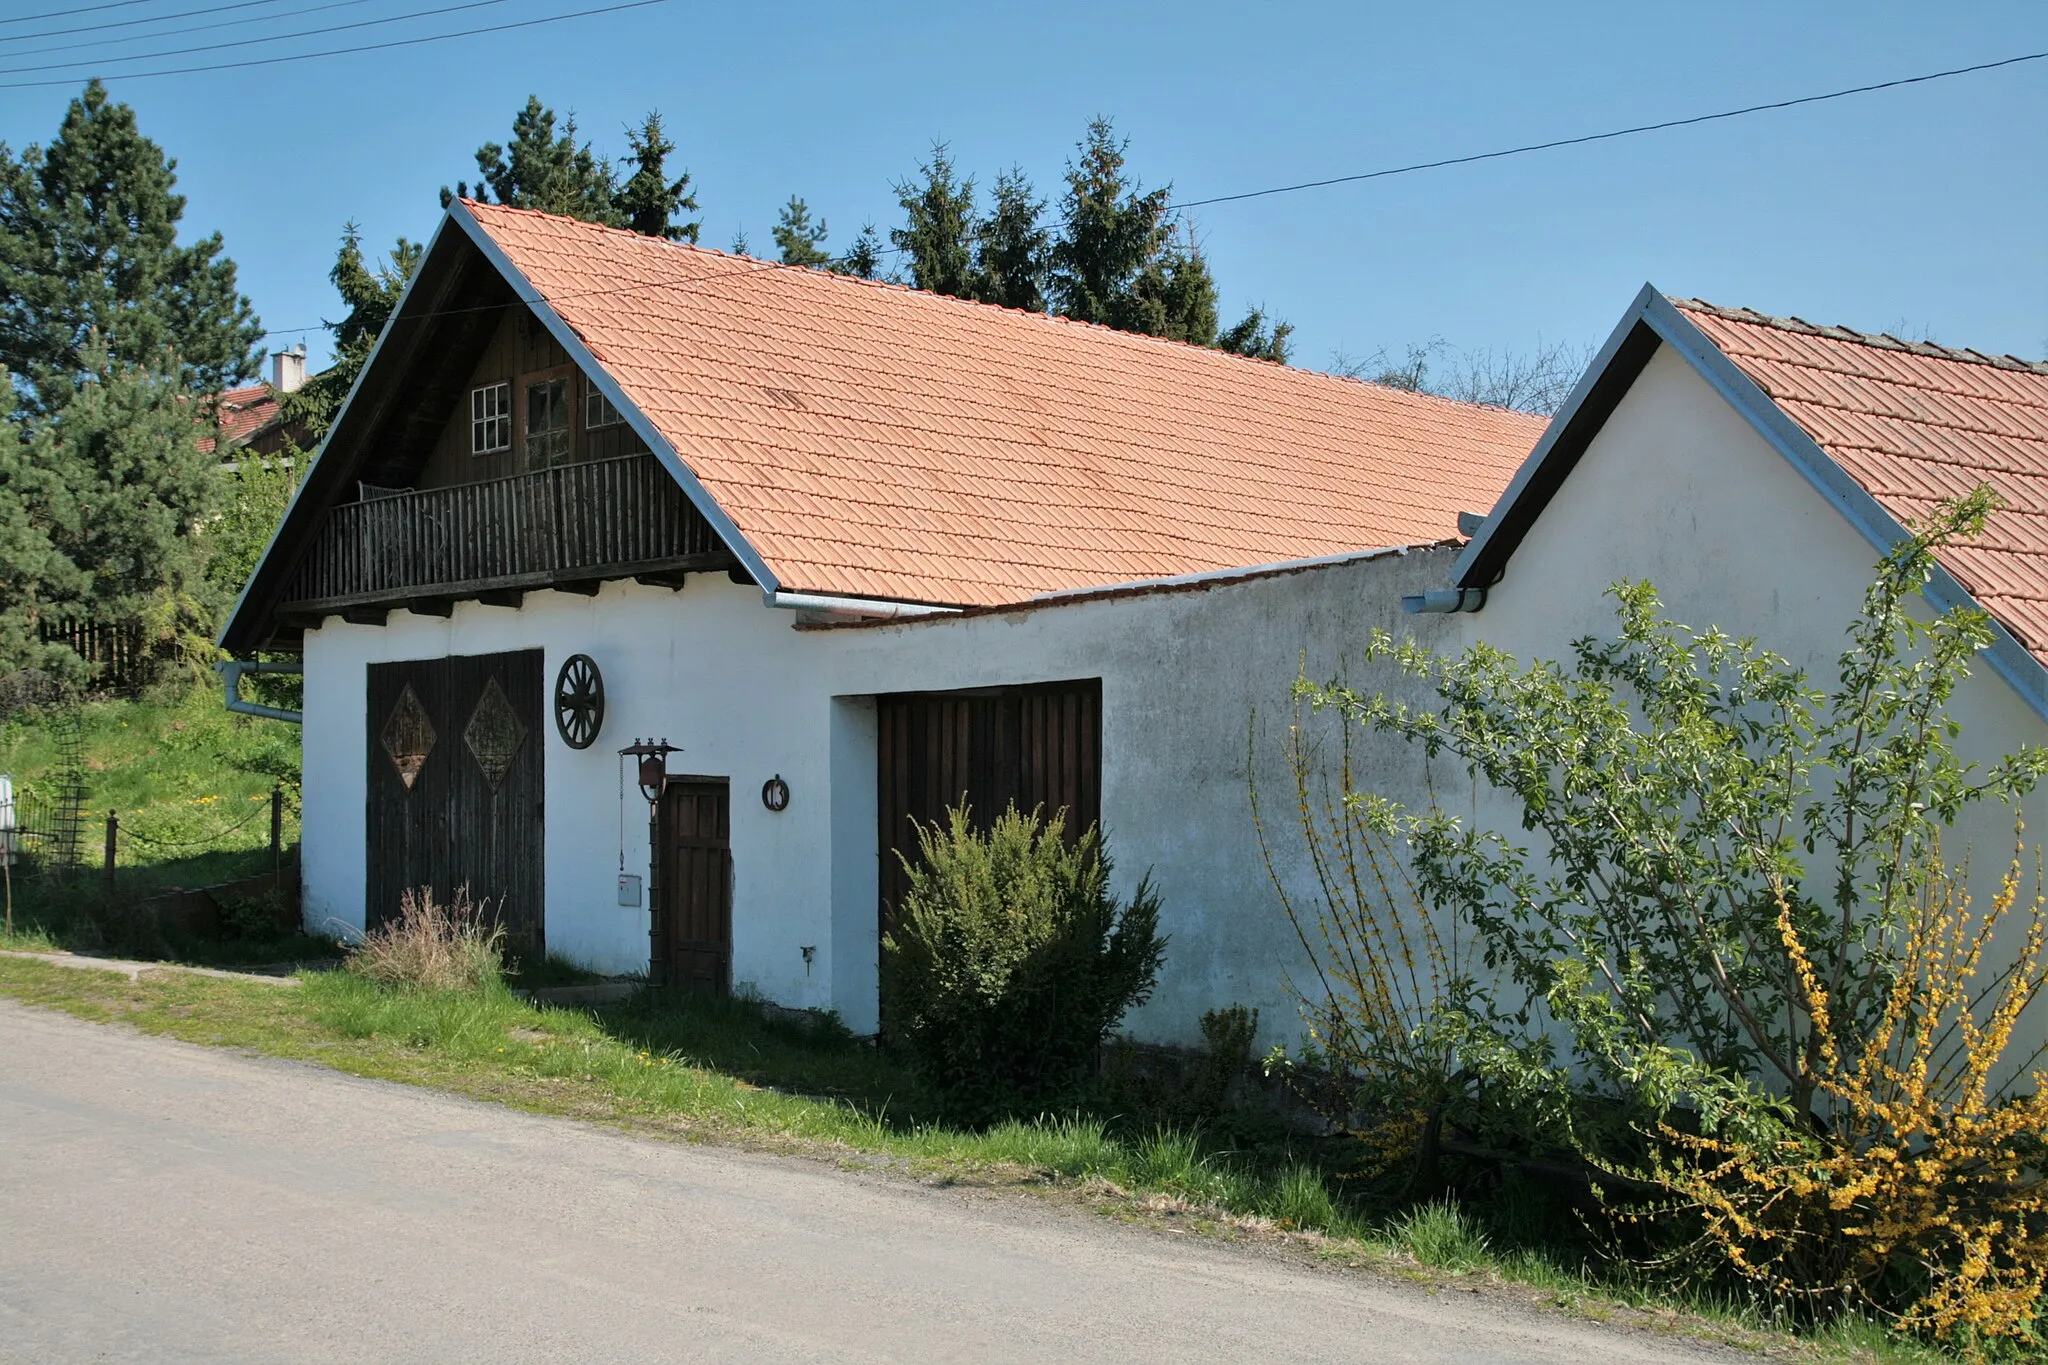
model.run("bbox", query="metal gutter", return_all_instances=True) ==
[1025,545,1415,605]
[767,592,959,620]
[1402,587,1486,614]
[218,660,303,724]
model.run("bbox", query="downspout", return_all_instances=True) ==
[218,660,304,723]
[1401,587,1487,614]
[766,591,960,621]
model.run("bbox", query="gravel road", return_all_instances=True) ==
[0,1000,1748,1363]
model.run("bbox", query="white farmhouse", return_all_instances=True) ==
[223,201,1540,1041]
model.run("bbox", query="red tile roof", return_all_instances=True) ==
[464,201,1548,607]
[1677,301,2048,664]
[199,382,281,454]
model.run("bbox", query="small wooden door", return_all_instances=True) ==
[658,779,731,993]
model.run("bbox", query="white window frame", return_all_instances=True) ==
[585,377,624,430]
[470,382,511,455]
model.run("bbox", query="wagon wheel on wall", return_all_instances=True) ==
[553,654,605,750]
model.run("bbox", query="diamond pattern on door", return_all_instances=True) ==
[463,675,527,788]
[380,683,436,790]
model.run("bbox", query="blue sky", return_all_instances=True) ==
[0,0,2041,376]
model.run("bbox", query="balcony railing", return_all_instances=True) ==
[279,452,729,612]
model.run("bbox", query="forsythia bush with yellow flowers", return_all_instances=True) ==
[1277,487,2048,1351]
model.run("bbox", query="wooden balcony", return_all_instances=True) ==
[277,452,732,616]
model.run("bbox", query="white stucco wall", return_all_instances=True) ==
[1461,343,2048,1042]
[300,547,1460,1045]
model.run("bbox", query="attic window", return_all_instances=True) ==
[526,377,571,467]
[471,382,511,455]
[585,378,624,430]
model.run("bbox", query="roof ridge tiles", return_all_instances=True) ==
[1674,297,2048,376]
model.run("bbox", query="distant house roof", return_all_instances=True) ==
[1673,300,2048,663]
[462,201,1547,607]
[198,382,283,455]
[1454,284,2048,720]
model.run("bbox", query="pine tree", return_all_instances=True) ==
[0,377,86,682]
[613,111,700,242]
[1049,117,1170,331]
[0,80,260,405]
[773,197,832,268]
[1128,227,1219,346]
[891,143,976,297]
[30,340,223,678]
[972,169,1050,312]
[444,96,620,225]
[836,224,886,280]
[277,225,420,440]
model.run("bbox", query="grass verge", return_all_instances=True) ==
[0,956,1942,1363]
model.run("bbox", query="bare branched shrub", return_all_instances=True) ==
[347,885,504,992]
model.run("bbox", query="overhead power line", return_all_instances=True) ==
[0,0,164,27]
[7,0,373,62]
[0,0,287,45]
[0,0,668,87]
[251,45,2046,341]
[0,0,510,76]
[1173,50,2048,209]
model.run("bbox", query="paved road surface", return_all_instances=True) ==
[0,1001,1742,1363]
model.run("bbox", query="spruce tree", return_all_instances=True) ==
[1217,307,1293,363]
[972,169,1050,312]
[277,225,420,440]
[772,197,831,268]
[836,224,886,280]
[0,80,260,405]
[444,96,620,225]
[1128,228,1219,345]
[891,143,976,298]
[613,111,700,242]
[1049,117,1170,331]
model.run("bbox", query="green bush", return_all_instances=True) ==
[882,804,1165,1112]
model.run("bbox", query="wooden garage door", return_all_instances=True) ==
[658,778,731,993]
[876,679,1102,938]
[366,649,545,952]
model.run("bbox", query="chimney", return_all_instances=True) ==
[272,344,307,394]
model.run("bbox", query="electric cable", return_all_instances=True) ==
[1174,50,2048,209]
[247,45,2047,342]
[0,0,288,45]
[0,0,668,87]
[5,0,373,63]
[0,0,509,76]
[1,0,165,28]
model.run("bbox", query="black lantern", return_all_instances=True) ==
[621,738,679,806]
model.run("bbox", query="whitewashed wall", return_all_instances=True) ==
[299,547,1461,1044]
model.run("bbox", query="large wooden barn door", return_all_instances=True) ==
[657,779,732,993]
[875,679,1102,939]
[365,649,545,952]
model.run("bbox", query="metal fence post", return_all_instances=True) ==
[103,810,117,900]
[271,785,284,880]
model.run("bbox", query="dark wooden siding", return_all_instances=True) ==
[416,306,650,491]
[657,779,732,993]
[365,649,545,951]
[875,679,1102,938]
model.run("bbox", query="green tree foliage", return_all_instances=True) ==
[0,378,86,683]
[277,225,420,441]
[445,96,620,224]
[203,453,295,606]
[892,143,976,297]
[19,341,224,681]
[614,111,700,243]
[0,80,260,404]
[772,196,831,268]
[1050,117,1171,332]
[883,804,1166,1112]
[835,223,885,280]
[1218,306,1293,363]
[973,168,1050,312]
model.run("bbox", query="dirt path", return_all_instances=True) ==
[0,1001,1748,1363]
